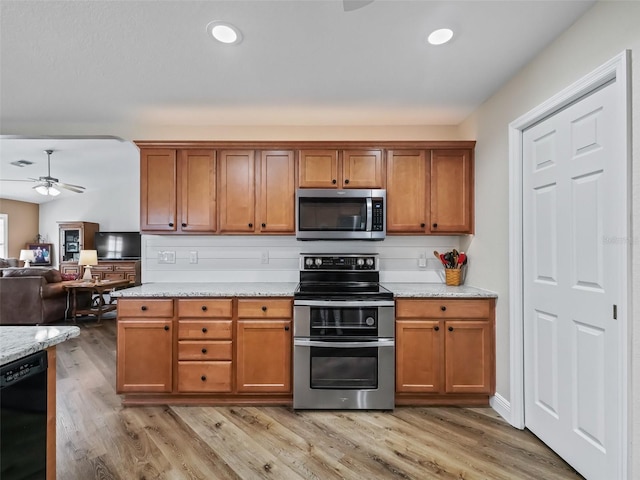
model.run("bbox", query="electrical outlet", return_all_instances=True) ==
[418,253,427,268]
[189,251,198,264]
[261,251,269,264]
[157,251,175,264]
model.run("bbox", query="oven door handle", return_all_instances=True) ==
[293,338,395,348]
[293,300,395,308]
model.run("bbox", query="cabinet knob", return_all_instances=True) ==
[284,326,290,331]
[202,327,208,333]
[141,305,147,311]
[201,348,207,354]
[420,223,426,228]
[332,179,337,184]
[432,223,438,228]
[164,325,169,331]
[248,223,253,228]
[440,306,447,311]
[201,305,207,311]
[434,326,439,331]
[262,223,266,228]
[182,223,187,227]
[344,179,350,184]
[261,306,267,312]
[448,326,454,332]
[169,222,174,227]
[201,375,207,382]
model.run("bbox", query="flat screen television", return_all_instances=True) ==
[94,232,141,260]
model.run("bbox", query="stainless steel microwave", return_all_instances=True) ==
[296,189,386,240]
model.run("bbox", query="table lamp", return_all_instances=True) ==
[78,249,98,281]
[19,249,35,267]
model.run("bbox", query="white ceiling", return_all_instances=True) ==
[0,0,595,204]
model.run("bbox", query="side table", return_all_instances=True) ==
[64,279,132,322]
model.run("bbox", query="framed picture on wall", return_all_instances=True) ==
[26,243,53,265]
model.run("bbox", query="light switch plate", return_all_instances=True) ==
[189,251,198,264]
[261,251,269,264]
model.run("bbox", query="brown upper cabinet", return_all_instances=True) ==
[218,150,295,234]
[386,149,473,234]
[140,149,217,233]
[298,149,384,189]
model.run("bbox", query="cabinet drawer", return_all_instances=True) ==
[178,341,232,361]
[92,265,114,273]
[177,299,233,318]
[237,299,292,318]
[178,320,232,340]
[114,264,135,272]
[178,362,232,392]
[118,299,174,317]
[396,299,491,319]
[104,272,126,281]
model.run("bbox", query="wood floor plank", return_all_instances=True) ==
[52,318,583,480]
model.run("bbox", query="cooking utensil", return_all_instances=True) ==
[457,252,467,269]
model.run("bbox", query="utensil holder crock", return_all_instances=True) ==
[445,269,462,286]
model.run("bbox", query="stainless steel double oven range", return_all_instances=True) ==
[293,254,395,410]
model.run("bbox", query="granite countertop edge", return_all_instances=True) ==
[0,326,80,366]
[111,282,497,298]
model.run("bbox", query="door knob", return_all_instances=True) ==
[261,306,267,312]
[202,327,208,333]
[434,326,440,331]
[201,305,207,311]
[448,326,454,332]
[164,325,169,331]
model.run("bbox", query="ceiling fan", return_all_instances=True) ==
[1,149,85,196]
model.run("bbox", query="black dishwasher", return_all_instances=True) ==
[1,350,48,480]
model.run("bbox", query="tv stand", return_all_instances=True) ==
[61,260,140,284]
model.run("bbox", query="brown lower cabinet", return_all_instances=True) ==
[395,298,495,405]
[116,297,293,404]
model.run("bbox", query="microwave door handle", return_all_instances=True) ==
[294,338,394,348]
[365,197,373,231]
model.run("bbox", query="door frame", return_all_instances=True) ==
[507,51,631,476]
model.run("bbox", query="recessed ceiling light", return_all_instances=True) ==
[206,21,242,45]
[428,28,454,46]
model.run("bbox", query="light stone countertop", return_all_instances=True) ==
[0,326,80,366]
[382,283,497,298]
[111,282,300,298]
[111,282,497,299]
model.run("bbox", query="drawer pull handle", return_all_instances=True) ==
[169,222,174,227]
[261,306,267,312]
[433,223,438,228]
[202,327,208,333]
[344,179,350,184]
[248,223,253,228]
[448,326,454,332]
[284,326,290,331]
[164,325,169,331]
[201,348,207,354]
[141,305,147,311]
[434,326,439,331]
[262,223,266,228]
[440,306,447,311]
[182,222,187,227]
[420,223,426,228]
[201,375,207,382]
[201,305,207,311]
[332,179,337,184]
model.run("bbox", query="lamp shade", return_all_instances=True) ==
[19,249,35,262]
[78,250,98,266]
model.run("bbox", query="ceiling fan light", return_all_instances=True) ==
[35,184,61,196]
[35,185,49,195]
[428,28,454,46]
[206,21,242,45]
[49,186,61,196]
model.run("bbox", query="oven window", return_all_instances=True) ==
[310,307,377,337]
[310,346,377,389]
[299,198,367,231]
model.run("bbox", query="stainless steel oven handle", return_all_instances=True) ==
[293,300,395,307]
[293,338,395,348]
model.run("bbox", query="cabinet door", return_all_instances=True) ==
[117,320,173,393]
[298,150,338,188]
[218,150,256,232]
[342,150,384,188]
[429,149,473,234]
[386,150,427,233]
[258,150,295,233]
[444,320,492,394]
[396,320,442,393]
[236,320,291,393]
[179,150,217,232]
[140,149,177,231]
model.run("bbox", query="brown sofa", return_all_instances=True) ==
[0,267,89,325]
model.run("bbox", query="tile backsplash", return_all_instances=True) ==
[142,235,463,284]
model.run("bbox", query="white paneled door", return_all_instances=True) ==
[523,80,622,479]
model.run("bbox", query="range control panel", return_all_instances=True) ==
[300,254,378,271]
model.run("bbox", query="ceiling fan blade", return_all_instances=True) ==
[0,178,36,182]
[343,0,374,12]
[56,183,85,193]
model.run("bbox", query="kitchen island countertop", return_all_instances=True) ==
[111,282,497,299]
[0,326,80,366]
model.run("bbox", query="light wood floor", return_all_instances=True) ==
[55,315,584,480]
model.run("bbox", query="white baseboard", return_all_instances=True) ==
[490,393,520,428]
